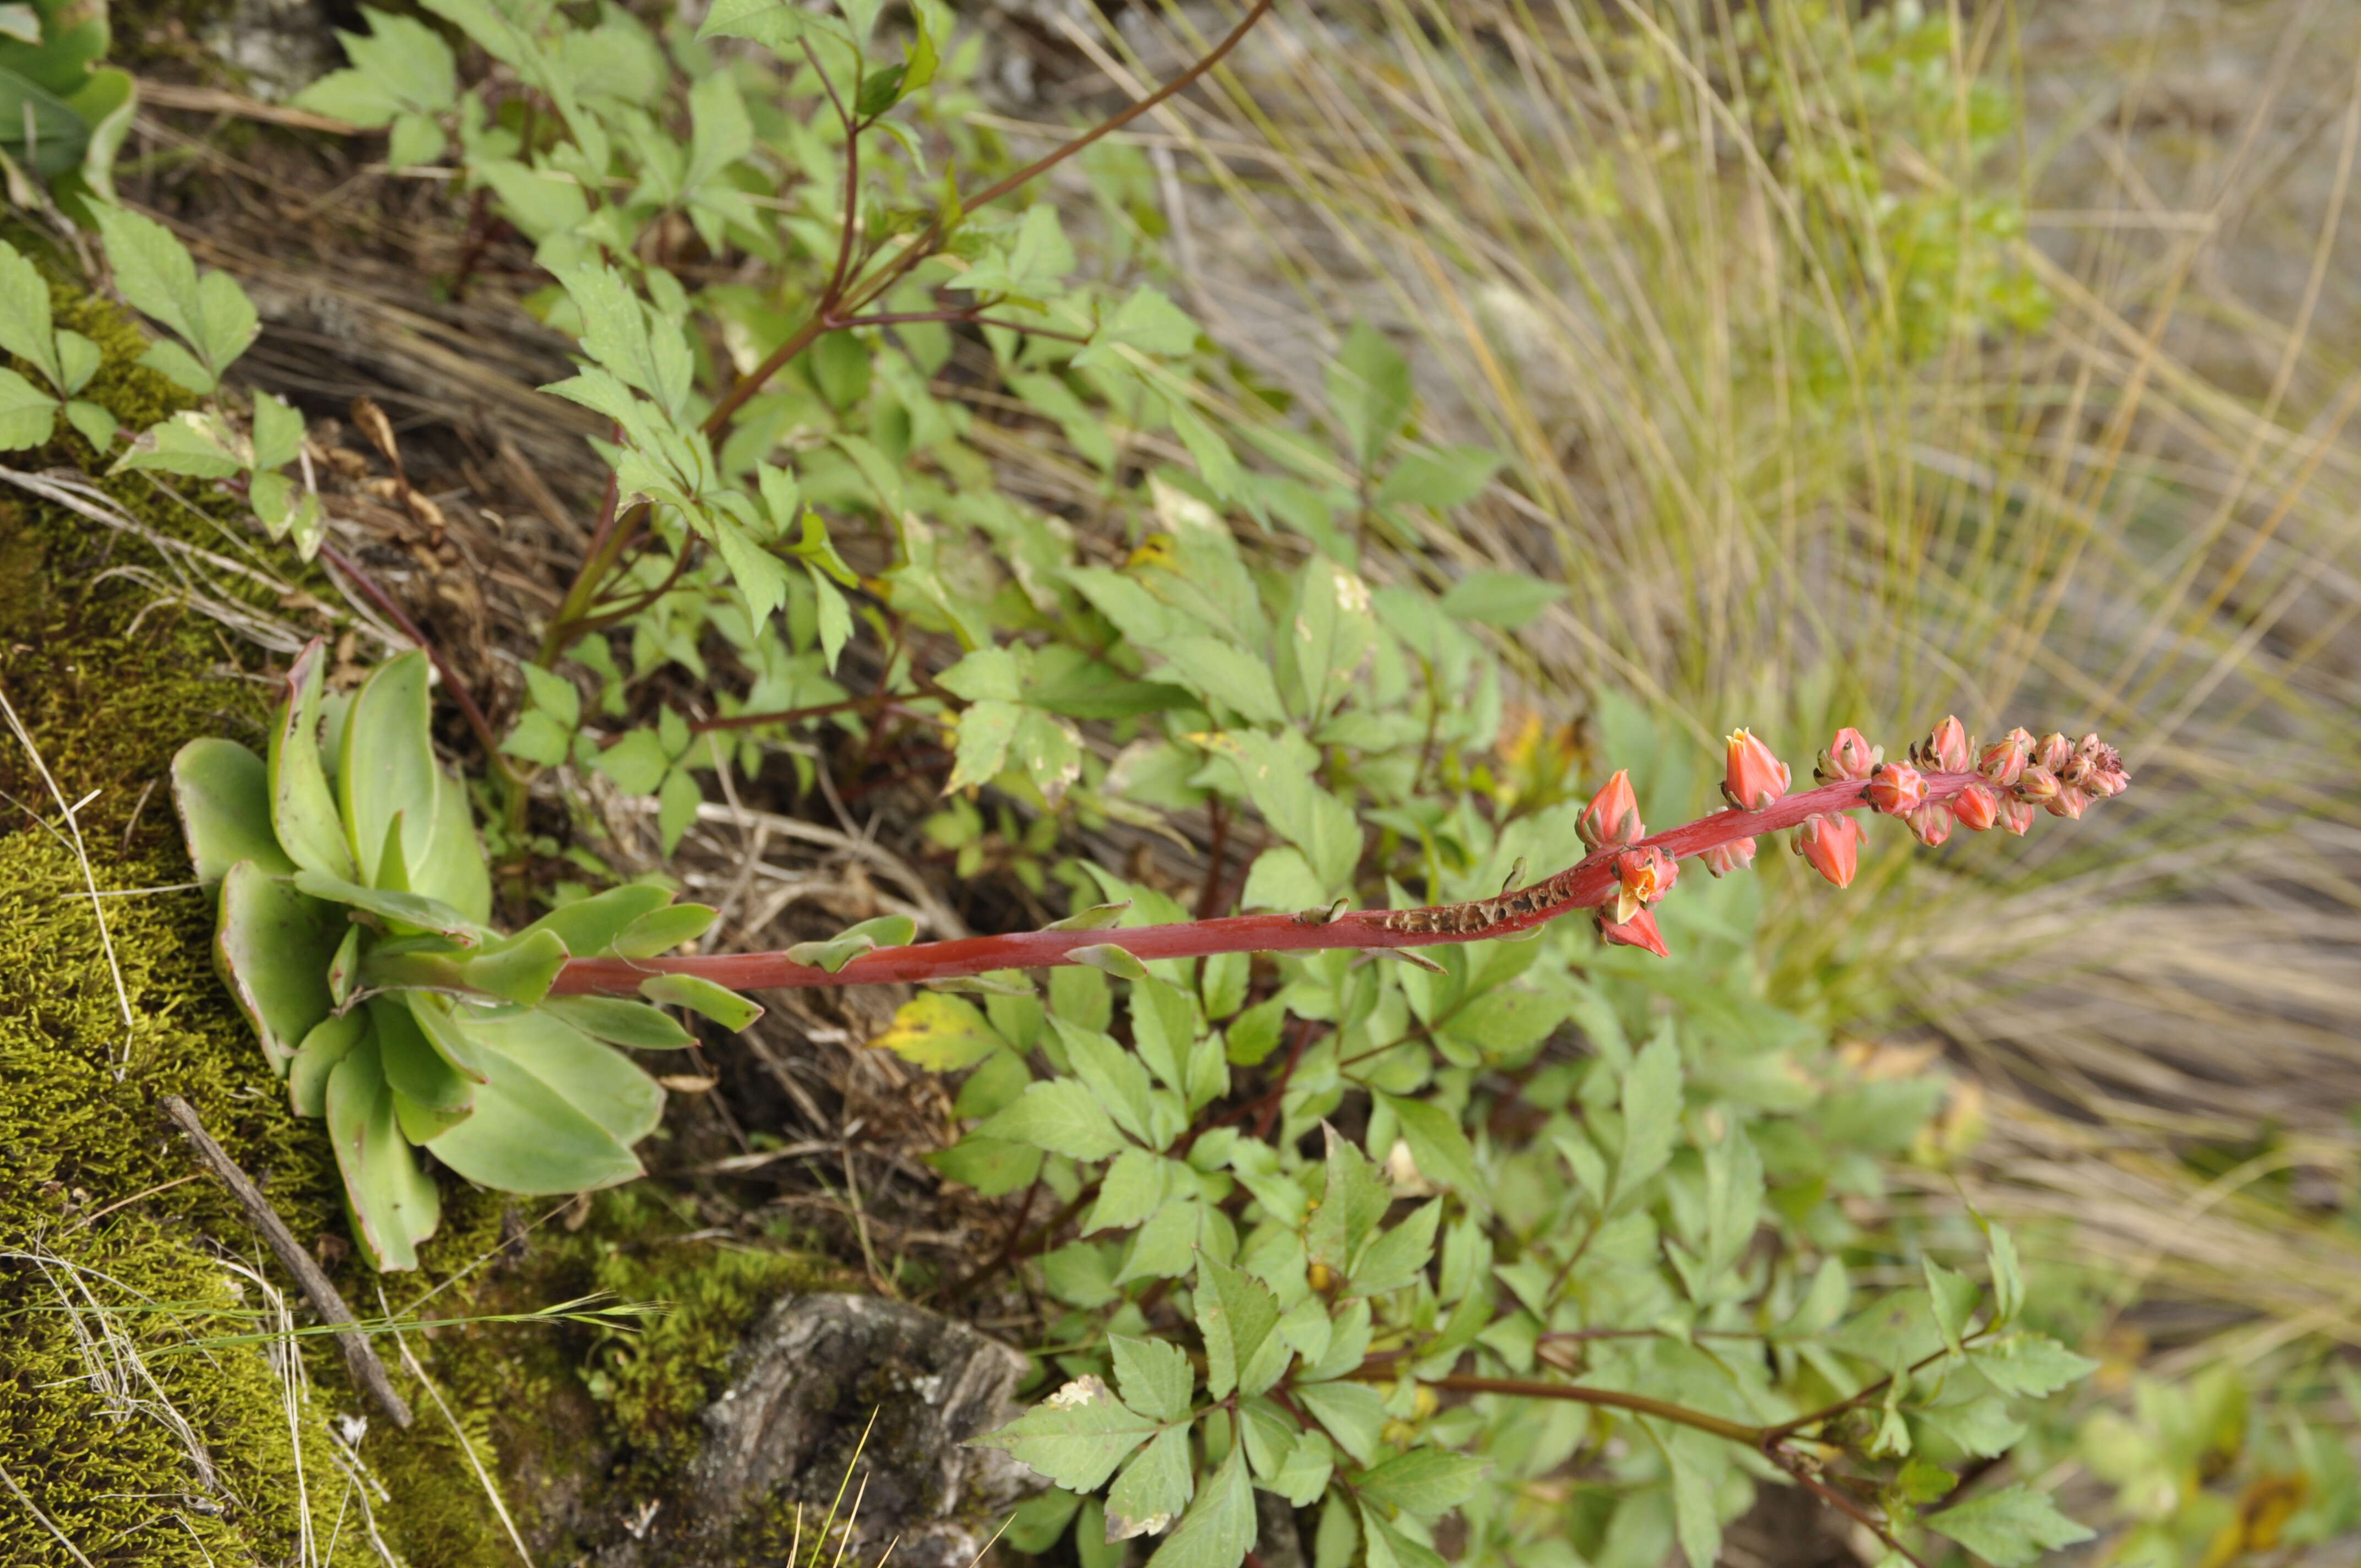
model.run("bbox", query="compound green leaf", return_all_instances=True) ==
[1923,1486,2093,1566]
[1109,1333,1194,1423]
[975,1374,1157,1492]
[872,992,1005,1070]
[1143,1442,1252,1568]
[977,1079,1124,1161]
[1105,1425,1193,1540]
[1358,1448,1487,1517]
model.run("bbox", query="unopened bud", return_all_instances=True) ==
[1577,769,1644,850]
[1793,812,1862,889]
[1979,729,2031,787]
[2033,732,2072,773]
[2015,765,2060,803]
[1914,715,1972,774]
[1815,727,1881,784]
[1722,728,1791,811]
[1996,797,2036,836]
[1905,802,1955,848]
[1866,763,1928,816]
[2044,787,2088,820]
[1596,906,1669,958]
[1701,836,1758,877]
[1954,782,1999,832]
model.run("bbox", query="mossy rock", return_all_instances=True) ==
[0,273,835,1566]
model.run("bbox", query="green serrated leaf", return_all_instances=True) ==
[1923,1485,2093,1566]
[871,992,1005,1069]
[1109,1333,1194,1423]
[1143,1441,1252,1568]
[1358,1447,1487,1517]
[976,1079,1125,1161]
[975,1374,1156,1492]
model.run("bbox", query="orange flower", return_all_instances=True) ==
[1793,812,1862,888]
[1954,782,1999,832]
[1866,763,1928,816]
[1916,715,1972,774]
[1722,728,1791,811]
[1905,802,1954,848]
[1611,845,1678,923]
[1576,769,1645,849]
[1979,728,2032,787]
[1701,837,1757,877]
[1815,727,1881,783]
[1596,907,1670,958]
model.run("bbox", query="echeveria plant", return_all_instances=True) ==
[172,638,763,1270]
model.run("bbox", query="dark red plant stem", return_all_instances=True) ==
[551,771,1965,997]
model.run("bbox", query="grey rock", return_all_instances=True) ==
[638,1293,1043,1568]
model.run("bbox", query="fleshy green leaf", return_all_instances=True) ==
[639,973,764,1031]
[422,1033,647,1194]
[293,869,484,943]
[541,995,695,1050]
[266,641,358,881]
[324,1033,441,1271]
[371,994,474,1118]
[289,1010,366,1118]
[214,861,345,1074]
[611,901,719,958]
[173,737,293,884]
[511,883,674,957]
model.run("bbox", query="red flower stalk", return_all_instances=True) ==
[545,716,2129,994]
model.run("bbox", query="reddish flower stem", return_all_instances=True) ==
[550,771,1983,997]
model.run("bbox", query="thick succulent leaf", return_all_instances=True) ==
[327,923,362,1006]
[394,1086,472,1142]
[266,640,357,880]
[541,995,694,1049]
[340,651,441,887]
[289,1010,367,1118]
[214,861,346,1074]
[612,902,719,958]
[402,993,489,1082]
[509,883,674,956]
[171,737,292,884]
[461,1008,666,1144]
[414,762,492,922]
[325,1034,442,1271]
[371,995,474,1117]
[639,973,763,1030]
[291,869,486,943]
[423,1035,648,1194]
[456,928,570,1005]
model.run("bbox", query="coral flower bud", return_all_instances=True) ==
[1722,728,1791,811]
[1577,769,1645,849]
[2015,765,2059,803]
[1611,845,1678,923]
[1793,812,1862,888]
[1815,727,1881,783]
[1905,802,1955,848]
[1979,729,2031,787]
[2044,787,2088,820]
[1865,764,1928,816]
[1995,797,2036,836]
[1954,782,1999,832]
[1596,906,1670,958]
[2033,732,2072,774]
[1701,837,1758,878]
[1916,715,1972,774]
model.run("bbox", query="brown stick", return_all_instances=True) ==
[159,1096,414,1428]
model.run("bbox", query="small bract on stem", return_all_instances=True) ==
[547,718,2130,997]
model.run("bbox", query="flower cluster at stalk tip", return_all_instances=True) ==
[1577,717,2129,959]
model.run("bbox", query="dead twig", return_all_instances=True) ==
[158,1095,413,1428]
